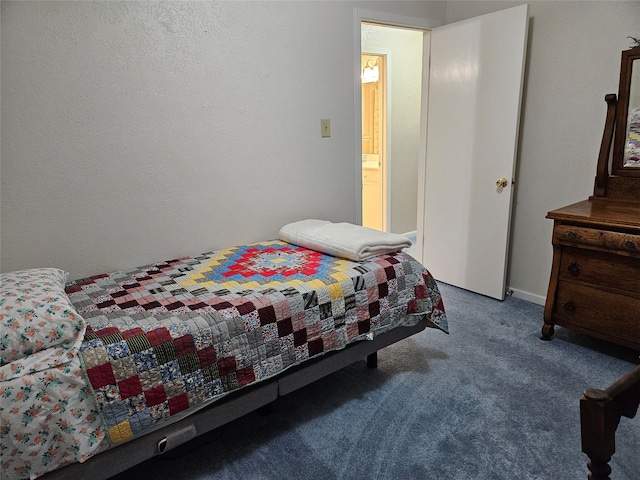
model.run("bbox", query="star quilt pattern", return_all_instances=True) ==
[66,241,447,445]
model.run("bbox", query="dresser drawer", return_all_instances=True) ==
[554,224,640,255]
[554,281,640,347]
[559,247,640,293]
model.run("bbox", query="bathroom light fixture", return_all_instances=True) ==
[362,59,379,83]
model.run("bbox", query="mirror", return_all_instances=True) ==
[623,58,640,167]
[613,47,640,174]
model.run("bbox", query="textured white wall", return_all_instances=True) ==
[0,1,446,279]
[362,23,423,235]
[4,0,637,302]
[446,0,640,303]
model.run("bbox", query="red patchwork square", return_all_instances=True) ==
[166,301,185,311]
[213,301,233,311]
[118,300,139,309]
[368,301,380,318]
[141,301,162,310]
[236,301,255,315]
[197,346,217,366]
[95,327,120,338]
[118,375,143,399]
[308,338,324,356]
[236,366,255,388]
[406,299,417,314]
[258,305,276,325]
[96,299,116,309]
[87,363,116,389]
[217,357,237,376]
[173,335,196,357]
[121,327,145,340]
[293,328,307,347]
[168,393,189,415]
[384,266,396,279]
[144,385,167,407]
[277,318,293,337]
[358,318,371,334]
[415,283,427,299]
[188,302,208,311]
[146,328,172,346]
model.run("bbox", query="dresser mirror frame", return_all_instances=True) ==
[612,47,640,177]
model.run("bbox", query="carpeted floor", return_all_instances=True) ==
[111,282,639,480]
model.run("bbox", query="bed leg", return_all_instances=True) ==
[366,352,378,368]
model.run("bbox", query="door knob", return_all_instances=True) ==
[496,177,509,188]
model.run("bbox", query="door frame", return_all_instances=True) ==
[353,9,440,228]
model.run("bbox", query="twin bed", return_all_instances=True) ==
[1,221,448,480]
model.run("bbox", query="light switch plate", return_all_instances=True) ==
[321,118,331,138]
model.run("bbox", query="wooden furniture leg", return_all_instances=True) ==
[581,388,616,480]
[580,365,640,480]
[541,246,561,341]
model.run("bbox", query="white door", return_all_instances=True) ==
[419,5,529,300]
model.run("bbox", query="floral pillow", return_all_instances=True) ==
[0,268,86,366]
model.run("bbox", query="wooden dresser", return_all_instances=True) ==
[543,199,640,350]
[542,47,640,351]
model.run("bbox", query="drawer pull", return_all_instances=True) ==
[567,231,577,240]
[624,240,636,250]
[567,262,580,276]
[563,301,575,312]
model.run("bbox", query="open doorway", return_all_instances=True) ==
[361,53,386,231]
[360,22,424,235]
[356,7,528,299]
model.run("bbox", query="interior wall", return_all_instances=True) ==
[0,0,447,279]
[446,0,640,303]
[361,23,423,234]
[3,0,637,302]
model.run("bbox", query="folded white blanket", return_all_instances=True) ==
[279,219,412,261]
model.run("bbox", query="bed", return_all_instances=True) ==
[1,222,448,480]
[580,364,640,480]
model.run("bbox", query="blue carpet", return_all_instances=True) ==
[111,283,639,480]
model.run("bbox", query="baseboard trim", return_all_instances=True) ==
[508,287,545,306]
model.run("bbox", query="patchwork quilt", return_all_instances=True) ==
[66,241,447,445]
